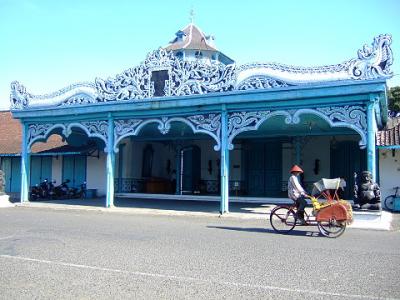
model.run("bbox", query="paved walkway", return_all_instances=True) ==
[14,197,276,219]
[6,196,398,231]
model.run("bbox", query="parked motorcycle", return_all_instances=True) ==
[53,179,71,199]
[69,182,87,199]
[30,179,87,200]
[30,184,41,201]
[30,179,54,200]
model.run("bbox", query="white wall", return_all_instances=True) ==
[198,139,219,181]
[301,136,332,183]
[379,149,400,201]
[51,156,62,184]
[281,137,331,184]
[87,152,107,196]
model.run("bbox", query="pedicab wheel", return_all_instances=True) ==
[270,207,296,233]
[317,219,346,238]
[384,195,395,212]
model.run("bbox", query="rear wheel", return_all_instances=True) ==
[384,195,395,211]
[317,219,346,238]
[270,207,296,233]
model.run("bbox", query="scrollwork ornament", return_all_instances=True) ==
[62,94,98,106]
[114,119,143,141]
[349,34,393,80]
[316,106,367,131]
[27,123,69,149]
[237,76,290,90]
[227,111,271,149]
[237,34,392,85]
[187,114,221,150]
[158,117,171,135]
[80,121,109,141]
[167,59,236,96]
[10,35,393,110]
[95,65,152,101]
[27,123,55,145]
[187,114,221,135]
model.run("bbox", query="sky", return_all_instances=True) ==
[0,0,399,110]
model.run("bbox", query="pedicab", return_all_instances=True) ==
[270,178,353,238]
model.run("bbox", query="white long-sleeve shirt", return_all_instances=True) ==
[288,174,306,200]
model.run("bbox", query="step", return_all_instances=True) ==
[0,195,15,208]
[349,210,392,231]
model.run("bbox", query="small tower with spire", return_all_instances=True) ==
[164,12,234,65]
[189,7,195,24]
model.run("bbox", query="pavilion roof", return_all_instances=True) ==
[165,23,217,52]
[377,117,400,146]
[0,111,66,155]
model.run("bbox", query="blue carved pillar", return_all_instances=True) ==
[220,108,229,214]
[366,98,377,180]
[20,122,30,202]
[106,115,115,207]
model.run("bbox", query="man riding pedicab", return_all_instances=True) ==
[287,165,309,225]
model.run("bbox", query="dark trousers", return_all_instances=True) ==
[296,195,307,212]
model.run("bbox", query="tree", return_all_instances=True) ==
[388,86,400,115]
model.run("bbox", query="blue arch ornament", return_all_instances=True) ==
[227,105,367,150]
[27,120,109,151]
[113,113,222,152]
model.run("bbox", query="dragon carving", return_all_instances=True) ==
[349,34,393,80]
[10,81,30,110]
[237,34,393,87]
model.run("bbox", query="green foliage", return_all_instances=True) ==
[388,86,400,113]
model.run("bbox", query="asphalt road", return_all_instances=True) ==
[0,207,399,299]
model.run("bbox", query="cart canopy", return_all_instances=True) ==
[312,178,346,195]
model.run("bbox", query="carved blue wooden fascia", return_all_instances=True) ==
[113,113,221,152]
[27,121,108,151]
[228,111,269,150]
[11,35,393,109]
[236,76,290,90]
[227,105,367,149]
[236,34,392,86]
[96,48,236,102]
[27,123,65,151]
[312,106,367,148]
[10,81,98,110]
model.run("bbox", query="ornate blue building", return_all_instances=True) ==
[10,24,393,213]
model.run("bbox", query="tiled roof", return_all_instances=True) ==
[165,23,217,52]
[377,117,400,146]
[0,111,65,155]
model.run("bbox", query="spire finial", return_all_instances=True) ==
[189,7,195,24]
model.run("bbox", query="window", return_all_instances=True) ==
[176,51,183,60]
[151,70,169,97]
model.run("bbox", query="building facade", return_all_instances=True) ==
[9,25,394,213]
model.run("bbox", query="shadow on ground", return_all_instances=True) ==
[207,225,324,237]
[11,197,275,215]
